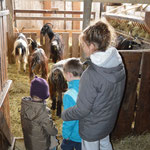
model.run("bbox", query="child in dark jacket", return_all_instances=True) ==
[21,76,58,150]
[61,19,126,150]
[61,58,83,150]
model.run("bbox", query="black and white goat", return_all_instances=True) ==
[13,28,29,72]
[40,23,64,63]
[28,39,48,81]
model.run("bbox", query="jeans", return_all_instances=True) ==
[50,147,56,150]
[82,135,113,150]
[61,139,81,150]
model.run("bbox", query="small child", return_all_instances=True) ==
[21,76,58,150]
[62,19,126,150]
[61,58,83,150]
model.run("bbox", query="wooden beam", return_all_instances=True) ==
[0,80,12,108]
[23,0,150,4]
[14,9,95,16]
[15,16,94,21]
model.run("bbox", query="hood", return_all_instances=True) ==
[90,47,122,68]
[86,47,125,83]
[21,97,46,120]
[68,80,80,91]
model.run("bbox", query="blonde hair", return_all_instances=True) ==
[80,18,116,51]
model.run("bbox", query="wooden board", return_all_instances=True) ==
[134,52,150,134]
[50,0,150,4]
[111,51,142,139]
[60,32,69,59]
[72,32,80,57]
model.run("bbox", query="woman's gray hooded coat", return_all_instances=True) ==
[62,47,126,142]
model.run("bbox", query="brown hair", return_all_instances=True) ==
[63,58,83,77]
[80,19,116,52]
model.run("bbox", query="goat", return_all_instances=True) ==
[28,39,48,81]
[40,23,64,63]
[48,59,71,117]
[13,28,29,72]
[116,35,143,50]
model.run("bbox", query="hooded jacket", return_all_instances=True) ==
[62,80,81,143]
[21,97,58,150]
[62,47,126,141]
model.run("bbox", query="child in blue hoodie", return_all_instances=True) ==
[61,58,83,150]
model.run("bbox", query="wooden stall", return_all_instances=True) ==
[0,0,13,149]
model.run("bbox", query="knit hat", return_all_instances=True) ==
[30,76,50,100]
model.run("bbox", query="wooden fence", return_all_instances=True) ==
[0,0,13,149]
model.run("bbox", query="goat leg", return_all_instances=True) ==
[56,92,62,117]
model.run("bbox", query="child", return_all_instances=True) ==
[20,76,58,150]
[61,19,126,150]
[61,58,83,150]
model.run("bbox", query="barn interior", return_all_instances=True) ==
[0,0,150,150]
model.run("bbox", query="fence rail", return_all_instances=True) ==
[14,9,96,21]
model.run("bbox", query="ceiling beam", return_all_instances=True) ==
[29,0,150,4]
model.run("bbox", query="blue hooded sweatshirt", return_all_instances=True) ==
[62,80,81,143]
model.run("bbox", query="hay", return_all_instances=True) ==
[113,133,150,150]
[8,63,63,137]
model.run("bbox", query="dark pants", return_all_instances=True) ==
[61,139,81,150]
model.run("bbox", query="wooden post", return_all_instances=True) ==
[82,0,92,30]
[72,32,80,57]
[6,0,15,64]
[43,0,51,25]
[72,1,81,30]
[99,3,103,18]
[61,32,69,59]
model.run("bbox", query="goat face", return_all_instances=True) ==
[29,48,48,80]
[116,35,142,50]
[31,40,38,52]
[40,24,54,40]
[51,68,67,92]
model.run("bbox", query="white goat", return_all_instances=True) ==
[13,30,29,72]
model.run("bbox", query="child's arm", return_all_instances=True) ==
[62,94,77,139]
[41,112,58,136]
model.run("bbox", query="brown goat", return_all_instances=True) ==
[48,59,69,117]
[28,40,48,81]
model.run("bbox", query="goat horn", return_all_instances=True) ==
[15,27,19,33]
[27,37,33,42]
[21,27,25,32]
